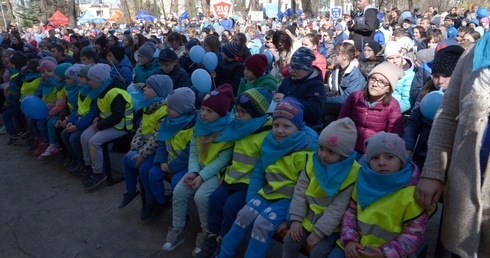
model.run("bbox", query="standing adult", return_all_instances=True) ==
[415,33,490,257]
[348,0,380,50]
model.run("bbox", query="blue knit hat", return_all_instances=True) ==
[236,88,272,118]
[222,42,239,59]
[146,74,173,98]
[54,63,71,80]
[273,97,304,130]
[290,47,316,71]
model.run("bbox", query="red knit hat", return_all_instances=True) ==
[244,54,268,78]
[201,83,234,117]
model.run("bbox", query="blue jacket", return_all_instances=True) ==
[133,58,161,83]
[155,64,191,89]
[278,67,326,131]
[111,56,133,85]
[215,59,244,96]
[326,62,366,105]
[410,62,432,107]
[68,95,99,131]
[393,58,415,113]
[4,71,21,109]
[221,18,233,30]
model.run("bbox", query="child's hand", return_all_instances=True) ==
[273,93,284,102]
[345,241,362,258]
[306,232,321,248]
[134,82,145,90]
[66,123,78,133]
[61,118,67,128]
[357,246,383,258]
[209,71,216,78]
[183,172,198,187]
[131,153,144,169]
[286,221,303,242]
[160,163,169,172]
[55,120,62,128]
[189,175,203,189]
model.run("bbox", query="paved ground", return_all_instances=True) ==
[0,133,446,257]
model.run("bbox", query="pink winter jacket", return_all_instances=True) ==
[338,90,403,153]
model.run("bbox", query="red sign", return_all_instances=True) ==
[211,0,232,18]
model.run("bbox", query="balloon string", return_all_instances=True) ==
[212,77,216,90]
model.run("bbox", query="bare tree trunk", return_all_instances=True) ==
[67,0,76,28]
[189,0,197,19]
[301,0,312,17]
[291,0,296,20]
[120,0,132,24]
[134,0,142,12]
[248,0,260,12]
[172,0,178,16]
[5,0,14,24]
[159,0,166,19]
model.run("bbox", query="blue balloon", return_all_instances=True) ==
[420,89,444,120]
[203,52,218,71]
[126,83,141,94]
[21,96,48,119]
[263,50,273,65]
[189,45,205,64]
[191,69,212,93]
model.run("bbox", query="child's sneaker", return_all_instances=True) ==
[32,137,42,148]
[33,142,49,156]
[118,191,140,209]
[195,233,218,258]
[37,145,60,160]
[192,232,207,256]
[7,136,19,145]
[162,227,184,251]
[84,172,107,190]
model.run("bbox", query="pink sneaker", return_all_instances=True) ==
[37,145,59,161]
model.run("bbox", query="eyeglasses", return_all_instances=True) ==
[369,77,390,88]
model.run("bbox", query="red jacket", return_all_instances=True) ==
[338,90,403,153]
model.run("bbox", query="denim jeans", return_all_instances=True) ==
[2,105,20,136]
[47,116,58,144]
[61,128,84,164]
[123,150,156,205]
[149,165,186,204]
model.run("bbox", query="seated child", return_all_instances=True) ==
[156,48,191,89]
[146,87,197,221]
[329,132,431,257]
[218,97,319,258]
[162,84,235,255]
[80,63,134,190]
[237,54,277,96]
[119,75,173,220]
[283,117,360,257]
[107,45,134,85]
[61,64,99,174]
[195,88,273,258]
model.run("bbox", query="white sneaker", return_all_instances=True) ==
[41,145,59,157]
[162,226,184,251]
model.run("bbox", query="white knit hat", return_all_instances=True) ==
[384,41,403,59]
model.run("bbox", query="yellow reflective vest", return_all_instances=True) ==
[97,88,133,130]
[166,125,194,162]
[141,104,167,142]
[20,77,41,100]
[196,136,234,168]
[77,93,92,117]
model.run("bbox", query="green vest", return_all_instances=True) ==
[77,93,93,117]
[97,88,134,130]
[259,150,313,201]
[302,157,360,233]
[166,126,194,162]
[141,104,167,142]
[224,119,271,185]
[20,77,41,100]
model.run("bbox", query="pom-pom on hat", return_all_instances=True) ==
[365,131,409,167]
[368,62,404,91]
[37,59,56,72]
[290,46,316,72]
[201,83,234,117]
[87,63,112,83]
[166,87,196,114]
[244,54,268,77]
[54,63,72,80]
[273,97,304,130]
[222,42,239,59]
[236,88,272,118]
[319,117,357,157]
[146,74,173,98]
[64,64,85,81]
[432,45,464,76]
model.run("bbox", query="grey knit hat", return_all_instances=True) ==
[79,64,95,79]
[365,131,409,167]
[87,63,111,83]
[137,42,156,60]
[290,47,316,71]
[319,117,357,157]
[146,74,173,98]
[166,87,196,114]
[64,64,85,81]
[415,48,435,64]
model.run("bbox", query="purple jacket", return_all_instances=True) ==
[338,90,403,153]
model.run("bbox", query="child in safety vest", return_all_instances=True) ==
[61,64,99,175]
[282,117,360,257]
[80,63,134,190]
[218,97,318,258]
[146,87,197,222]
[118,74,172,220]
[162,84,234,255]
[195,88,273,258]
[329,132,431,257]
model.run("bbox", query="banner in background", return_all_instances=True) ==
[210,0,233,18]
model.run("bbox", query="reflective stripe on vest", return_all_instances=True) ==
[258,151,312,200]
[97,88,134,130]
[302,158,360,233]
[141,104,167,141]
[20,77,42,100]
[165,126,194,162]
[77,93,92,117]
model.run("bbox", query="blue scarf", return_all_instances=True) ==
[56,80,65,91]
[65,82,80,108]
[79,84,92,97]
[194,113,232,137]
[88,79,112,99]
[133,96,165,110]
[260,126,318,170]
[41,76,57,98]
[356,162,413,210]
[473,30,490,71]
[218,115,269,142]
[313,151,358,196]
[157,111,196,141]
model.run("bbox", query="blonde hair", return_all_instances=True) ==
[198,133,217,161]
